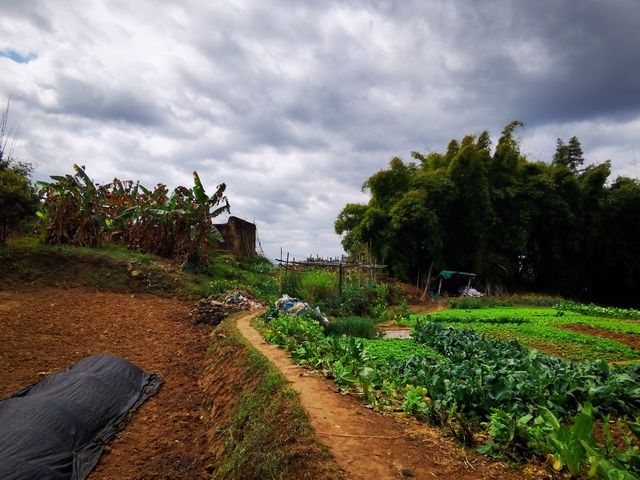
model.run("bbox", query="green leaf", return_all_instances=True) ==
[116,206,140,222]
[73,164,96,191]
[192,171,207,204]
[358,366,376,381]
[210,201,230,218]
[208,226,224,244]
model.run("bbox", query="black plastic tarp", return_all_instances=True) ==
[0,354,162,480]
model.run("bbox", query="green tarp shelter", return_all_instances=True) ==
[436,270,476,280]
[435,270,476,295]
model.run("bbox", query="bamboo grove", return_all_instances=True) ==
[335,122,640,307]
[37,165,230,268]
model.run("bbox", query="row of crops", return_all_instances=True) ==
[401,307,640,362]
[259,304,640,479]
[37,164,229,268]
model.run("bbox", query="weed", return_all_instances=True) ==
[325,316,378,339]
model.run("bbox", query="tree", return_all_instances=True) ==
[553,136,585,172]
[0,101,38,244]
[335,123,640,307]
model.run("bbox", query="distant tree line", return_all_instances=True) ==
[335,122,640,307]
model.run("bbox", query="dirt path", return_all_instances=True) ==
[236,313,528,480]
[0,287,213,479]
[378,302,447,338]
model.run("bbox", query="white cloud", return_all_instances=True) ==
[1,0,639,261]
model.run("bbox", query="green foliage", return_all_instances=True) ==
[325,316,378,339]
[38,166,229,268]
[0,165,39,244]
[480,405,640,478]
[297,269,338,304]
[507,294,565,307]
[210,320,338,480]
[262,307,640,477]
[446,296,513,309]
[0,101,39,245]
[339,281,380,316]
[401,385,431,419]
[553,136,585,172]
[206,254,278,300]
[262,299,640,478]
[446,294,565,309]
[409,320,640,420]
[336,124,640,308]
[557,301,640,320]
[240,255,275,274]
[403,306,640,362]
[0,103,39,245]
[362,339,445,367]
[279,266,400,319]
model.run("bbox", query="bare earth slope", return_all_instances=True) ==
[0,287,213,479]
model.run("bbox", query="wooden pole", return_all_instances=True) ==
[465,276,472,295]
[420,261,433,301]
[437,277,443,296]
[279,247,283,292]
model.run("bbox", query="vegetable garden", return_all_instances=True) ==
[259,299,640,479]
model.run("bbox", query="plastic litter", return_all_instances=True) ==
[275,294,330,328]
[459,286,485,297]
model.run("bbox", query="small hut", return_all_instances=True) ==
[434,270,476,296]
[214,216,256,257]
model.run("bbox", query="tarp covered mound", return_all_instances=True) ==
[0,354,163,480]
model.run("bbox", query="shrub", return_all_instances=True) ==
[339,282,379,316]
[325,316,377,339]
[446,296,512,309]
[241,255,275,274]
[280,269,302,297]
[508,294,563,307]
[297,269,338,304]
[0,165,39,245]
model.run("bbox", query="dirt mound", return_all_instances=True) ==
[189,290,263,326]
[0,247,203,299]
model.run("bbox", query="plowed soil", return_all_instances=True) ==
[0,287,213,479]
[559,323,640,350]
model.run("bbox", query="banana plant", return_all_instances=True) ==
[37,164,104,246]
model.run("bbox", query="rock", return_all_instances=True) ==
[188,298,239,326]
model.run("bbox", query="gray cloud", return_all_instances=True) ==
[49,77,167,126]
[1,0,639,260]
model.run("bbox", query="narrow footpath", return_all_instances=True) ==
[236,313,529,480]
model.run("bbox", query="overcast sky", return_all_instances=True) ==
[2,0,639,260]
